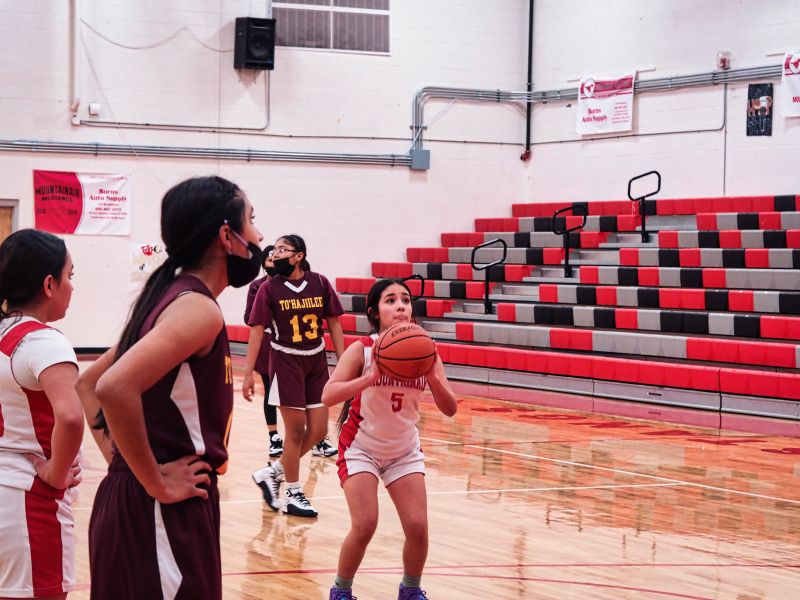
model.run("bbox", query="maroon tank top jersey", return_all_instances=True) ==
[248,271,343,353]
[89,274,232,600]
[136,274,233,473]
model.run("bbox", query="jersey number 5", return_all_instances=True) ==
[289,314,320,343]
[390,392,404,413]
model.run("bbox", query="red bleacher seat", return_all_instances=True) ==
[497,303,516,322]
[455,322,474,341]
[658,231,678,248]
[744,249,770,268]
[702,269,726,288]
[638,267,660,286]
[619,248,638,265]
[538,284,558,303]
[579,266,599,284]
[596,286,617,305]
[719,230,742,248]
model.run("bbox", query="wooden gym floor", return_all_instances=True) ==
[69,357,800,599]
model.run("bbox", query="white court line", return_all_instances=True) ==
[211,482,686,507]
[420,436,800,506]
[70,481,686,511]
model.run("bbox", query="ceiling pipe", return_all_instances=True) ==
[411,63,782,152]
[0,139,410,167]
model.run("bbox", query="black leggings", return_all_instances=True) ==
[256,371,277,427]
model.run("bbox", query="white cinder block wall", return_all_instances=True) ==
[527,0,800,200]
[0,0,798,347]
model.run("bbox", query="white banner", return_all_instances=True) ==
[34,170,131,235]
[782,51,800,117]
[577,72,636,135]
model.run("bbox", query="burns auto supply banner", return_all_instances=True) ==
[33,170,131,235]
[577,72,636,135]
[782,51,800,117]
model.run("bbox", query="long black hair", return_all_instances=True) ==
[337,278,413,432]
[0,229,68,324]
[276,234,311,271]
[94,176,244,431]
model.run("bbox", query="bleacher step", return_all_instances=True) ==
[447,309,499,321]
[498,284,539,297]
[421,320,457,334]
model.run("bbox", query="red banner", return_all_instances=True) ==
[33,170,131,235]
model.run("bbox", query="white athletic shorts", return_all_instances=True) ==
[338,444,425,487]
[0,481,77,598]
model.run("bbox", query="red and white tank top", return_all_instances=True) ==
[339,335,427,459]
[0,317,78,491]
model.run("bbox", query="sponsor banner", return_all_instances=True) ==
[577,71,636,135]
[33,170,131,235]
[782,51,800,117]
[130,242,166,284]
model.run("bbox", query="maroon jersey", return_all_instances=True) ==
[134,275,233,473]
[248,271,343,354]
[244,275,270,374]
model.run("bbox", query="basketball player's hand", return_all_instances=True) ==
[28,454,83,489]
[366,356,382,385]
[155,455,212,503]
[424,350,443,383]
[242,371,255,402]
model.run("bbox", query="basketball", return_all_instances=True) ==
[374,323,437,380]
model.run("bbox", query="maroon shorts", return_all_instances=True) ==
[268,348,329,410]
[89,458,221,600]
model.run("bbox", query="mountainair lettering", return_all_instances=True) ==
[372,373,426,391]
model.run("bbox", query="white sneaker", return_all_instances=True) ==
[312,437,338,457]
[268,433,284,457]
[283,488,318,518]
[252,464,283,511]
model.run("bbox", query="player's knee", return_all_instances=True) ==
[403,518,428,545]
[351,516,378,542]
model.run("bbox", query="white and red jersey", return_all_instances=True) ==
[339,335,427,460]
[0,317,78,491]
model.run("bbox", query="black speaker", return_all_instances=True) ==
[234,17,276,70]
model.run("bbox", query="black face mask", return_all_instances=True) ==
[272,256,297,278]
[226,235,263,288]
[264,266,278,277]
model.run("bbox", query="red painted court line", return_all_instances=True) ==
[420,573,714,599]
[71,562,800,592]
[218,570,714,599]
[220,561,800,577]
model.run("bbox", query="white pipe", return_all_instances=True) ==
[69,0,81,112]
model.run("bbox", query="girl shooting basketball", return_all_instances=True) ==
[321,279,458,600]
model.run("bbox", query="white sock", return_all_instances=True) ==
[286,481,302,493]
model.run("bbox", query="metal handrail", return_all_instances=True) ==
[470,238,508,314]
[628,170,661,243]
[552,204,587,277]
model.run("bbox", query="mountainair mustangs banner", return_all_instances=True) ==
[782,50,800,117]
[577,71,636,135]
[33,170,131,235]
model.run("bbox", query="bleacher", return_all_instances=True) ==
[330,192,800,421]
[226,192,800,422]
